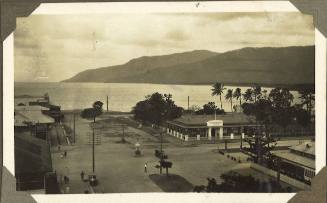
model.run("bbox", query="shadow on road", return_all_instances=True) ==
[149,174,193,192]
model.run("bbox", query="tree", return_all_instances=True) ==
[233,88,242,106]
[252,85,262,102]
[211,82,225,109]
[269,88,293,108]
[244,135,277,164]
[161,160,173,176]
[132,92,183,125]
[243,88,253,102]
[268,88,294,131]
[81,101,103,122]
[298,86,315,116]
[225,89,233,112]
[292,104,311,127]
[195,102,225,115]
[203,102,217,114]
[92,101,103,122]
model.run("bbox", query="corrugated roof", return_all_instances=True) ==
[168,113,256,127]
[15,110,54,126]
[272,150,315,169]
[15,105,50,111]
[289,141,315,156]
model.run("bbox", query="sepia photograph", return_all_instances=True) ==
[13,10,316,195]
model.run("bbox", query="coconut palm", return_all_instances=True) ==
[252,85,262,102]
[225,89,233,112]
[298,88,314,115]
[233,88,242,106]
[243,89,253,102]
[211,82,225,109]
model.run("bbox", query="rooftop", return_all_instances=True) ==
[272,150,315,169]
[167,113,256,127]
[15,105,50,111]
[15,110,54,126]
[289,141,315,156]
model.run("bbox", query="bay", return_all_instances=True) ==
[14,82,301,112]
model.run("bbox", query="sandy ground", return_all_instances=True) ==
[50,113,304,193]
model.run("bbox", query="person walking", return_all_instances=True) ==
[64,151,67,158]
[144,162,147,173]
[80,171,85,181]
[64,176,69,184]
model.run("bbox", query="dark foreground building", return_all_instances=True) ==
[272,141,315,184]
[15,134,53,191]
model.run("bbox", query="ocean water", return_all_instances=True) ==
[14,82,301,112]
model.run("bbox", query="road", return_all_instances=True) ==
[50,113,306,193]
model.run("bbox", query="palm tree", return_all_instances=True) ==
[298,88,315,116]
[243,89,253,102]
[233,88,242,106]
[211,82,225,109]
[225,89,233,112]
[252,85,262,103]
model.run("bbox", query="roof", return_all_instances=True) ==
[15,105,50,111]
[15,134,52,174]
[289,141,315,156]
[272,150,315,169]
[15,94,46,99]
[167,113,257,127]
[15,110,54,126]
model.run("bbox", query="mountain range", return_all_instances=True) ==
[63,46,315,87]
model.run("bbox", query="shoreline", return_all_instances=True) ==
[15,81,314,91]
[61,109,132,114]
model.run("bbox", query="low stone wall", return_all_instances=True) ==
[250,163,311,190]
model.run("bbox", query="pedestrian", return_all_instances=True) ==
[80,171,85,181]
[64,176,69,184]
[58,145,61,152]
[144,162,147,173]
[64,151,67,158]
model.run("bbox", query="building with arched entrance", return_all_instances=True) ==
[166,113,262,141]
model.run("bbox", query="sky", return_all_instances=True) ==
[14,12,314,82]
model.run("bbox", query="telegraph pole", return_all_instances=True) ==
[106,96,109,112]
[73,113,76,143]
[187,96,189,111]
[160,129,163,174]
[92,126,95,172]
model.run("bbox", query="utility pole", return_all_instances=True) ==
[92,126,95,173]
[187,96,189,111]
[73,113,76,143]
[106,96,109,112]
[160,129,163,174]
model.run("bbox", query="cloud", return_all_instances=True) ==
[14,12,314,82]
[165,29,189,41]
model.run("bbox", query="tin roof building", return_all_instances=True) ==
[166,113,261,141]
